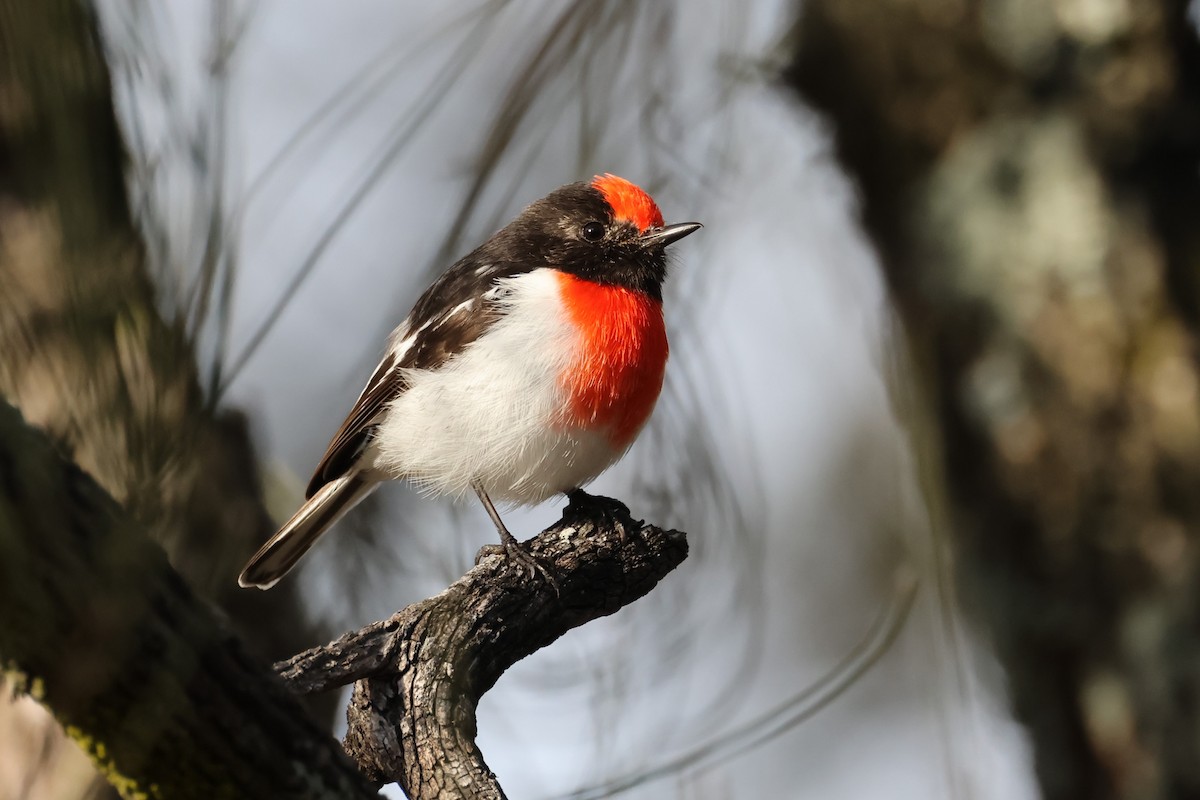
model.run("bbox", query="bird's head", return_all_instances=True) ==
[495,174,702,300]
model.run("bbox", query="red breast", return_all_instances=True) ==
[555,271,668,448]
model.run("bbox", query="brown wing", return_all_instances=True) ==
[304,270,518,497]
[305,350,406,497]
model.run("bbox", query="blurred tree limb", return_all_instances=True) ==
[0,399,377,799]
[0,0,326,796]
[785,1,1200,798]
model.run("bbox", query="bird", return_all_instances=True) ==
[238,174,701,589]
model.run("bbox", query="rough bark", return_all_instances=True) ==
[0,400,378,799]
[0,0,328,795]
[277,496,688,799]
[784,2,1200,799]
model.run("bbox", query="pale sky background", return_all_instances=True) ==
[102,2,1042,798]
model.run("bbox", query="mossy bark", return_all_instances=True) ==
[0,400,377,799]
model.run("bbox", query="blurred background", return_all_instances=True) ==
[4,1,1199,798]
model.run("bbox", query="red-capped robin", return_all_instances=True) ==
[238,174,700,589]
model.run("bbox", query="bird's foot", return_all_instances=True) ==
[477,536,560,595]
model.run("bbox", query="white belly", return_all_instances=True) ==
[368,269,622,504]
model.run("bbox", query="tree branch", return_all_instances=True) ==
[0,399,377,799]
[275,497,689,799]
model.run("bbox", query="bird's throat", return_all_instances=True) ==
[555,272,668,447]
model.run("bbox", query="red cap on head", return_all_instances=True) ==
[591,174,664,232]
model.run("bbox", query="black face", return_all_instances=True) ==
[483,182,671,300]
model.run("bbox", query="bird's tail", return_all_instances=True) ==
[238,475,375,589]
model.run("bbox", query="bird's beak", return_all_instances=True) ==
[639,222,702,248]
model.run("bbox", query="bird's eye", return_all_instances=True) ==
[581,221,605,242]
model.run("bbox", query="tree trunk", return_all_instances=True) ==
[0,1,327,795]
[0,400,377,799]
[784,2,1200,798]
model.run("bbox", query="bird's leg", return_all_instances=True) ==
[473,482,559,591]
[564,487,633,540]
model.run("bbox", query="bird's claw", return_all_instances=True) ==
[506,539,561,593]
[476,539,561,595]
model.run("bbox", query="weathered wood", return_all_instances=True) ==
[277,496,689,799]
